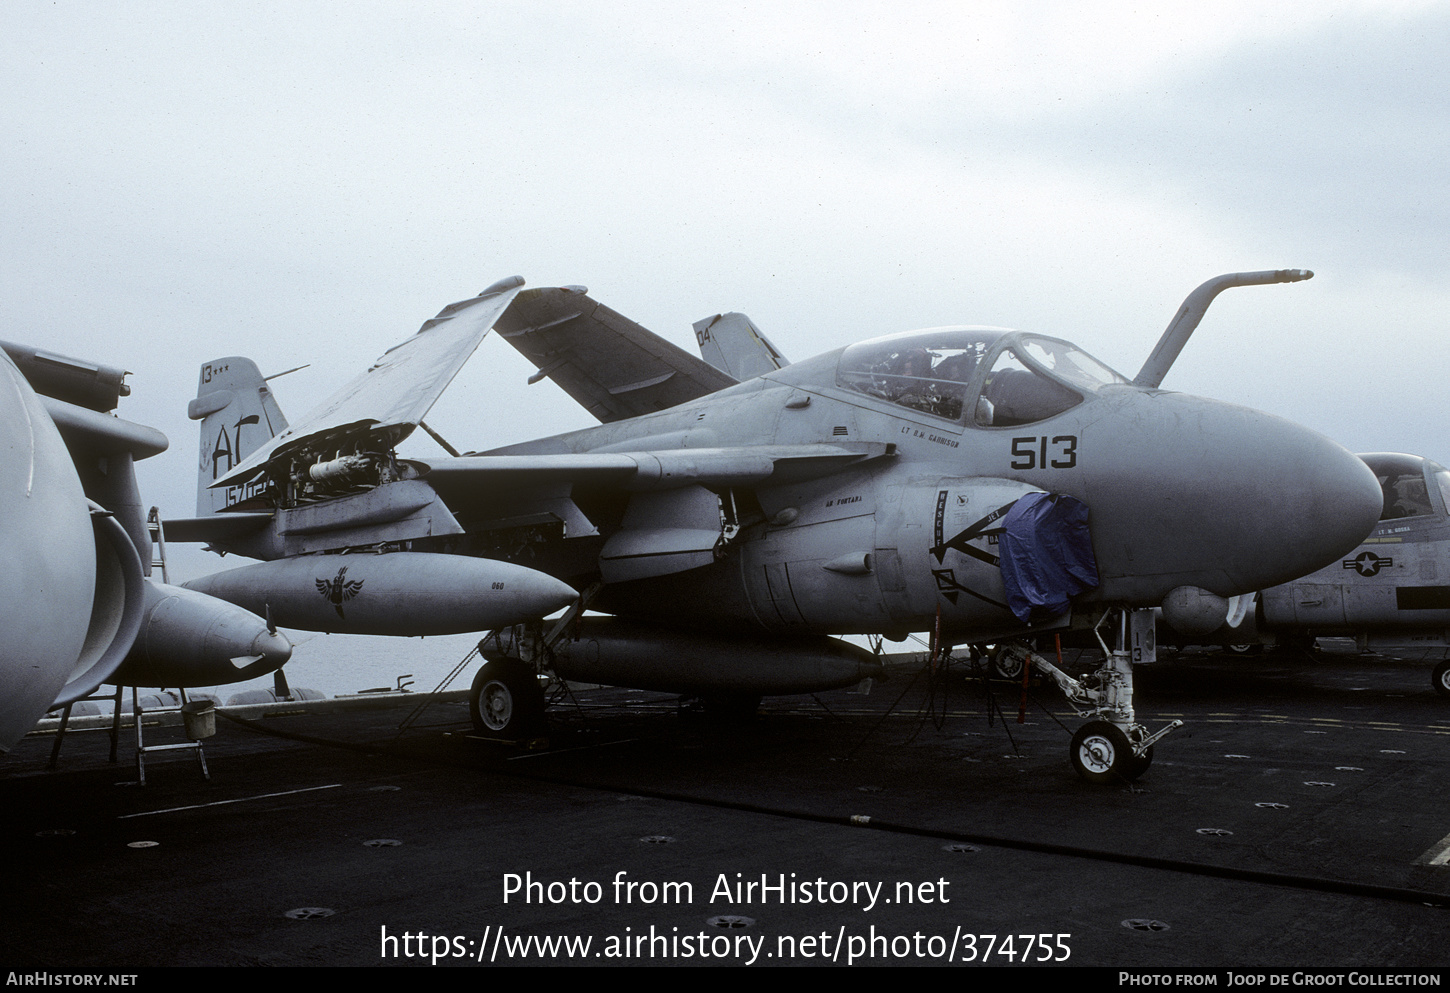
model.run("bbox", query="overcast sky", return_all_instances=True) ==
[5,1,1447,582]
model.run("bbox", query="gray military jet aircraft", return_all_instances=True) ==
[0,341,293,754]
[1163,452,1450,696]
[170,270,1383,782]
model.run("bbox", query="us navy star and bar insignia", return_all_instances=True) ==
[1344,551,1392,577]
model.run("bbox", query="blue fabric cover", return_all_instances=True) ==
[998,492,1099,622]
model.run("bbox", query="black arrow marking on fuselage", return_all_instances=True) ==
[932,568,1009,609]
[930,497,1019,566]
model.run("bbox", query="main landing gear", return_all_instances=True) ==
[469,658,546,738]
[466,582,601,740]
[1433,658,1450,699]
[994,608,1181,784]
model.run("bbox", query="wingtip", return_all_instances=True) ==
[480,275,526,298]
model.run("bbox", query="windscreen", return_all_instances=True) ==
[975,335,1128,427]
[836,329,1002,421]
[1361,453,1437,521]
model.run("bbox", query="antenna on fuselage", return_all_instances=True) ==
[1134,269,1313,389]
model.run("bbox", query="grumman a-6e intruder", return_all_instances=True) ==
[167,269,1382,783]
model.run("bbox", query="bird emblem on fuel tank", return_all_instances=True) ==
[316,565,364,619]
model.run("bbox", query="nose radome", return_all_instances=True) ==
[1281,431,1380,574]
[1244,421,1382,588]
[1081,392,1382,600]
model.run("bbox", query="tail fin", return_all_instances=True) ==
[692,312,788,381]
[189,358,288,515]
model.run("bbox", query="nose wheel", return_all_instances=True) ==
[1069,720,1154,783]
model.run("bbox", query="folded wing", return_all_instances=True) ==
[214,276,526,488]
[494,286,738,422]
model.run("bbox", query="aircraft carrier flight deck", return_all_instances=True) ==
[4,644,1449,970]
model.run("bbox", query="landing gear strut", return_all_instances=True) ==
[467,581,604,739]
[996,608,1180,784]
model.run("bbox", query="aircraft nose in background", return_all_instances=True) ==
[1083,392,1383,600]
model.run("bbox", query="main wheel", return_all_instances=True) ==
[1069,720,1143,784]
[991,647,1026,681]
[469,658,546,738]
[1433,659,1450,699]
[986,643,1032,681]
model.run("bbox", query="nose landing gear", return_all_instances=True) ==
[1070,720,1154,784]
[996,607,1181,784]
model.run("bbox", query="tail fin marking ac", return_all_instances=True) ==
[191,357,288,516]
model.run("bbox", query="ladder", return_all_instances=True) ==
[133,687,210,786]
[47,684,124,769]
[147,506,169,583]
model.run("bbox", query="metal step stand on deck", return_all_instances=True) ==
[133,687,211,786]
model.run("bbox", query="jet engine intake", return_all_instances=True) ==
[51,503,147,709]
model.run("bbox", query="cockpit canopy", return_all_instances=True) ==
[834,327,1130,426]
[1360,453,1450,521]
